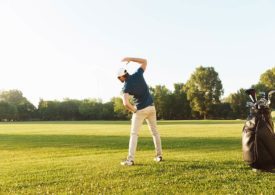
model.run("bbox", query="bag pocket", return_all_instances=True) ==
[242,116,257,164]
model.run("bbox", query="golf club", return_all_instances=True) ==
[245,88,257,103]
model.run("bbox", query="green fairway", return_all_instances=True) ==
[0,121,274,194]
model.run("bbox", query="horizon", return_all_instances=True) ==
[1,1,274,106]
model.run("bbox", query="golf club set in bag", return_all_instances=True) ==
[242,88,275,171]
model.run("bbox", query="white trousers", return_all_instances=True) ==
[127,106,162,161]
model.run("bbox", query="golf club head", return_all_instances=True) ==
[246,102,255,108]
[245,89,257,103]
[268,90,275,100]
[259,92,267,100]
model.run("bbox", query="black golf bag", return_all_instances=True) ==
[242,89,275,170]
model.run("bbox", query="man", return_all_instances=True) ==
[117,57,163,166]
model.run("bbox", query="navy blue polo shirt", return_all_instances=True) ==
[122,68,153,110]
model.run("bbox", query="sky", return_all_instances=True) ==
[0,0,274,106]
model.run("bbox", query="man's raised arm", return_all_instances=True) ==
[121,57,147,71]
[122,93,137,113]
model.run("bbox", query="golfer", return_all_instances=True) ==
[117,57,163,166]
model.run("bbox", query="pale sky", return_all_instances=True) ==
[0,0,274,106]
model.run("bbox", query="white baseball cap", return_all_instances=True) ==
[117,68,127,77]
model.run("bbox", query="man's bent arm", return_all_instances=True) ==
[122,93,137,113]
[122,57,147,71]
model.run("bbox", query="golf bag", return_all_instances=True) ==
[242,89,275,170]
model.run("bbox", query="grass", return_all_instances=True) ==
[0,120,275,194]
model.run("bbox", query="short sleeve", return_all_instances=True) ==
[137,67,144,75]
[133,67,144,76]
[122,84,129,94]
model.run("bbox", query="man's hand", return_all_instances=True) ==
[121,57,147,71]
[122,93,137,113]
[121,57,131,64]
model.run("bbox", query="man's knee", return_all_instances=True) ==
[150,129,159,136]
[130,129,139,137]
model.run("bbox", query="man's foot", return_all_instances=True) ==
[120,159,134,166]
[154,156,163,162]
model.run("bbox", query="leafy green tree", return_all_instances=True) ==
[150,85,171,119]
[184,66,224,119]
[259,67,275,89]
[225,89,249,119]
[0,101,17,121]
[171,83,191,119]
[208,103,233,119]
[0,90,25,104]
[256,67,275,108]
[0,90,36,120]
[38,100,61,120]
[111,97,130,120]
[102,102,115,120]
[252,83,270,93]
[79,99,103,120]
[59,99,81,120]
[17,101,37,120]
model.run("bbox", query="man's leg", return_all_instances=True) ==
[145,106,162,158]
[127,111,146,161]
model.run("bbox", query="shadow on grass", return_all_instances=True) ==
[157,120,244,125]
[0,134,241,151]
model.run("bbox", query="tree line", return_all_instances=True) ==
[0,67,274,121]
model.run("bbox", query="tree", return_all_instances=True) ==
[184,66,224,119]
[102,102,115,120]
[79,99,103,120]
[59,99,81,120]
[111,97,130,120]
[17,101,37,120]
[252,83,270,93]
[208,103,233,119]
[170,83,191,119]
[150,85,171,119]
[259,67,275,89]
[0,101,17,121]
[257,67,275,109]
[38,100,61,120]
[225,89,249,119]
[0,90,25,104]
[0,90,36,120]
